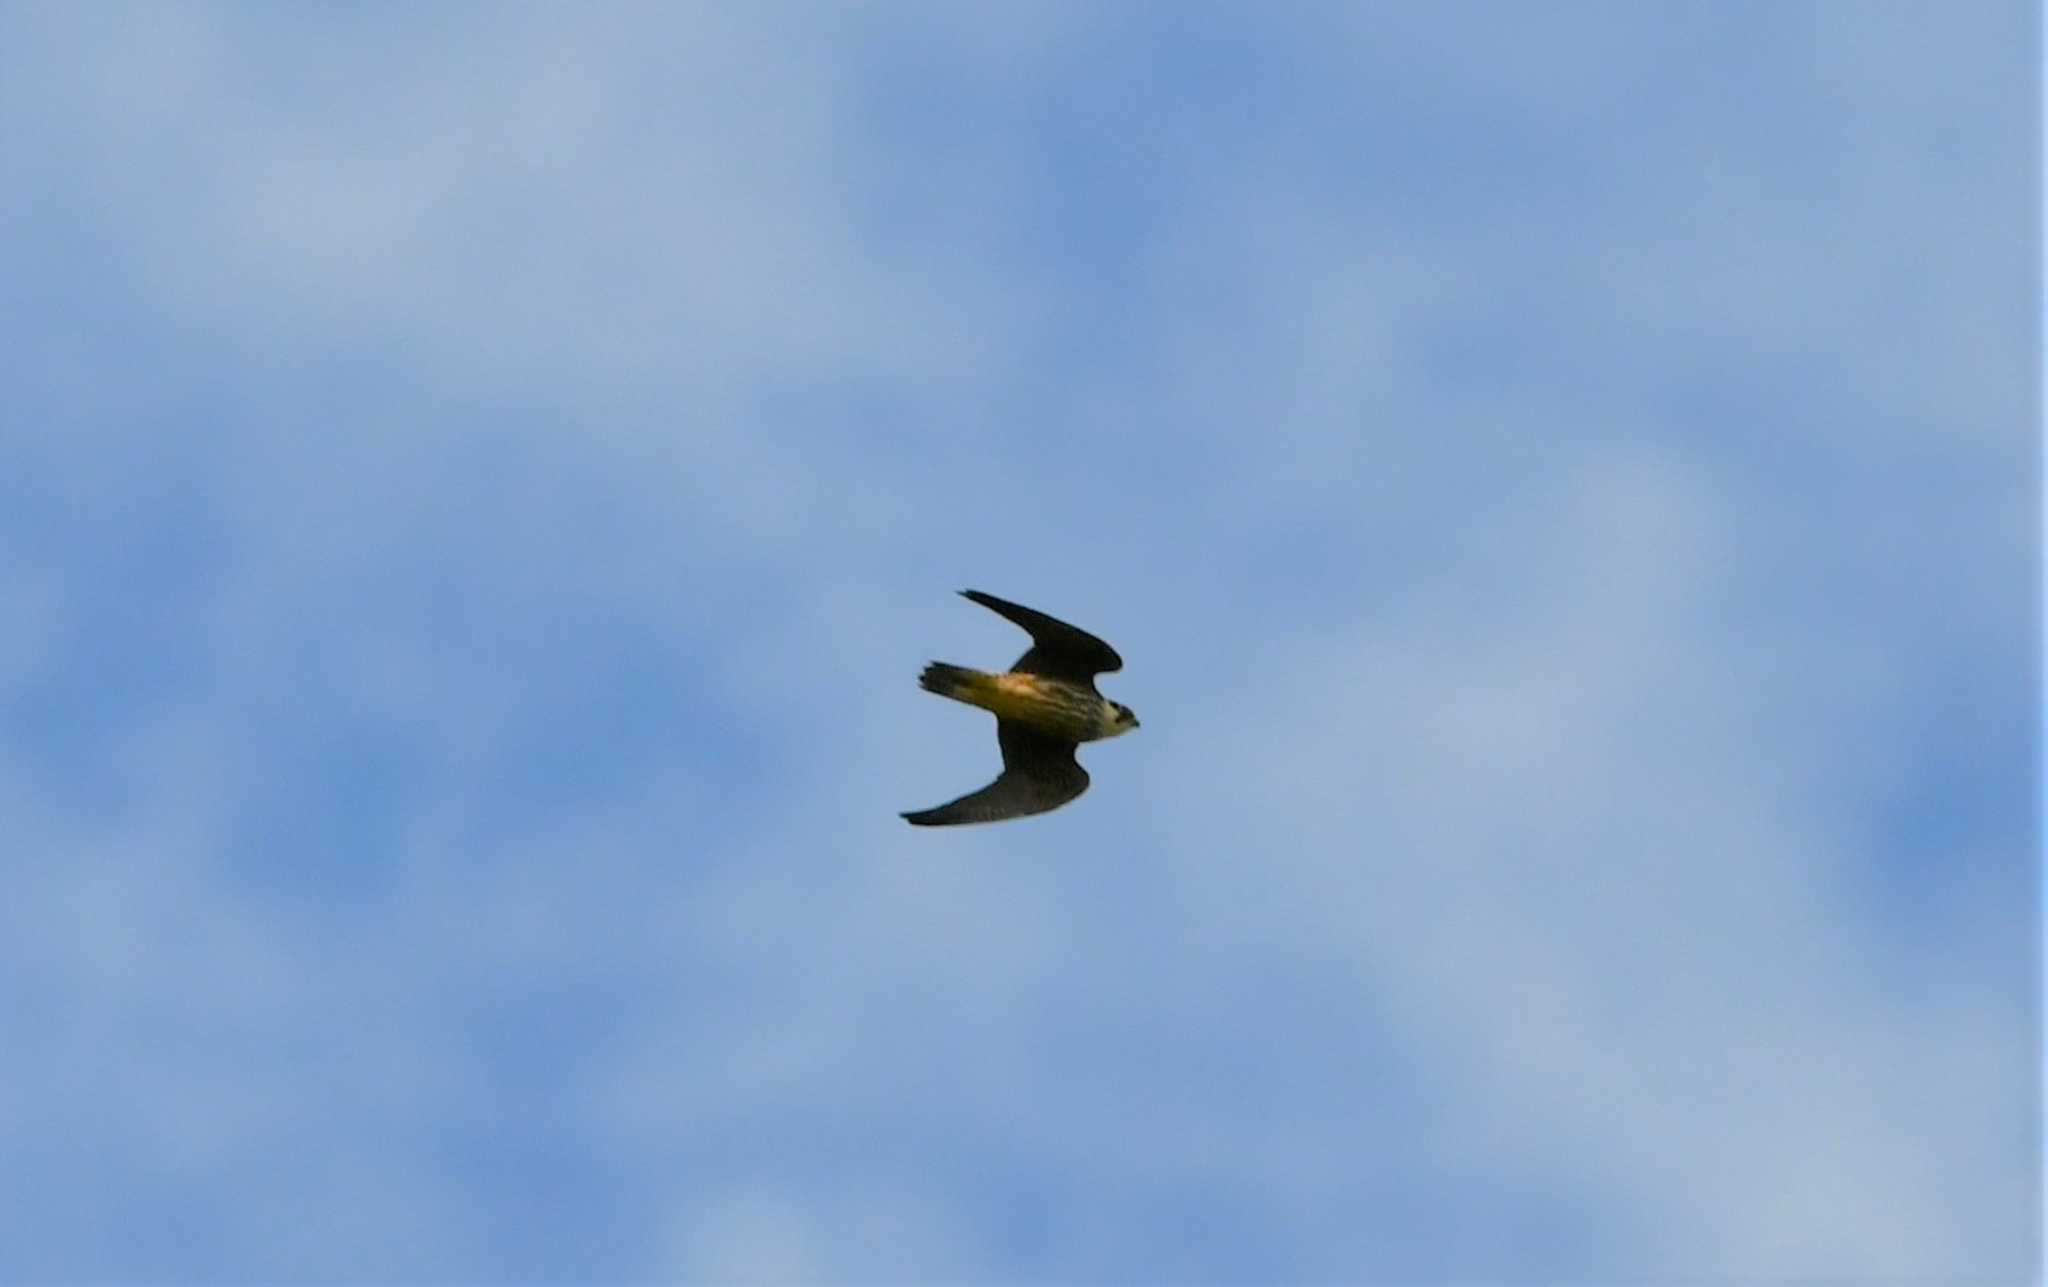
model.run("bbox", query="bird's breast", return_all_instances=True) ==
[988,674,1107,741]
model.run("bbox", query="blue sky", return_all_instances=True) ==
[0,3,2035,1281]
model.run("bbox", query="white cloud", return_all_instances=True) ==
[0,2,2029,1280]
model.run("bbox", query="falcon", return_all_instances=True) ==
[901,589,1139,826]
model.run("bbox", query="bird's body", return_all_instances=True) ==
[902,590,1138,827]
[917,664,1124,744]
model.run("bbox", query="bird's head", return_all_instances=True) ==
[1106,700,1140,736]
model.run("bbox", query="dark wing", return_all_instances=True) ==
[901,721,1090,826]
[959,589,1122,682]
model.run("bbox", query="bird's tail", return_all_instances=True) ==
[918,662,999,710]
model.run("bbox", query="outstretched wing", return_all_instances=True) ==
[959,589,1123,682]
[901,721,1090,826]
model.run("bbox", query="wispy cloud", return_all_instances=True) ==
[0,3,2031,1280]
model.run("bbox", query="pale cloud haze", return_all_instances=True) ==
[0,3,2034,1281]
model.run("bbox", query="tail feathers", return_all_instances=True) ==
[918,662,986,703]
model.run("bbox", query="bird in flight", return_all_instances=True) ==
[902,590,1139,826]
